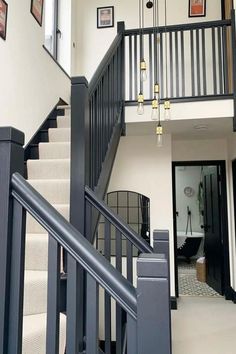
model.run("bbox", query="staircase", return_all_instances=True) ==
[0,19,173,352]
[23,106,71,353]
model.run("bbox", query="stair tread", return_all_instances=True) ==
[57,105,71,109]
[39,142,70,145]
[28,158,70,162]
[49,127,70,131]
[27,158,70,164]
[28,178,70,183]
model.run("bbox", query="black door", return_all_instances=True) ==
[203,166,224,295]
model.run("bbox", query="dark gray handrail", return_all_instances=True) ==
[11,173,137,319]
[124,18,231,36]
[88,33,123,96]
[85,186,153,254]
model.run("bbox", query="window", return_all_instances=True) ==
[44,0,58,58]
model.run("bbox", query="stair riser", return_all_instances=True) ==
[25,235,48,271]
[49,128,71,142]
[23,314,66,354]
[24,272,48,316]
[57,116,71,128]
[26,205,69,233]
[27,160,70,180]
[39,143,70,159]
[29,180,70,204]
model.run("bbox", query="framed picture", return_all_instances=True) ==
[189,0,206,17]
[97,6,114,29]
[31,0,44,26]
[0,0,8,40]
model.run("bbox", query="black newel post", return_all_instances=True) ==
[66,77,90,353]
[137,253,172,354]
[70,76,90,232]
[0,127,25,353]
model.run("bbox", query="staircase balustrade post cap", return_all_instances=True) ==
[153,229,169,241]
[117,21,125,32]
[137,253,168,278]
[0,127,24,145]
[71,76,88,87]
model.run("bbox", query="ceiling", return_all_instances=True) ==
[126,117,235,140]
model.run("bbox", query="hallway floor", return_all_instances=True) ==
[178,260,221,297]
[172,297,236,354]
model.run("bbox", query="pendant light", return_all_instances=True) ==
[137,93,145,115]
[137,0,146,115]
[140,0,147,82]
[139,0,147,82]
[151,0,160,121]
[156,122,163,147]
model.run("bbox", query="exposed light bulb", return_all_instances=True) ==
[137,93,144,115]
[151,99,158,120]
[140,60,147,82]
[156,125,163,148]
[164,100,171,121]
[137,102,144,115]
[151,108,158,120]
[156,133,163,147]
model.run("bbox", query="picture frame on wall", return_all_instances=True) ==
[97,6,114,29]
[189,0,206,17]
[31,0,44,26]
[0,0,8,40]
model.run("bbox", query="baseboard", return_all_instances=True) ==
[171,296,178,310]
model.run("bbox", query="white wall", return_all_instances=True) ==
[71,0,77,75]
[175,166,202,233]
[0,0,70,143]
[108,134,175,296]
[172,138,228,161]
[75,0,222,80]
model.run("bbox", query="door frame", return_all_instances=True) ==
[172,160,231,299]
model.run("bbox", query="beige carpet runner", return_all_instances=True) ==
[23,106,71,353]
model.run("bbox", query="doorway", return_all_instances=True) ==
[172,161,230,299]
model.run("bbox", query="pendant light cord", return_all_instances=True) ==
[165,0,168,99]
[153,0,156,86]
[139,0,144,94]
[141,0,144,59]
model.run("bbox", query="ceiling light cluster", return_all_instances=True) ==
[137,0,171,147]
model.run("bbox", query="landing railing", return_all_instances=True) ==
[124,16,236,104]
[0,127,171,354]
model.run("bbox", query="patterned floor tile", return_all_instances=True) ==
[178,259,221,297]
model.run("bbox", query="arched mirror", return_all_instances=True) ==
[97,191,150,256]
